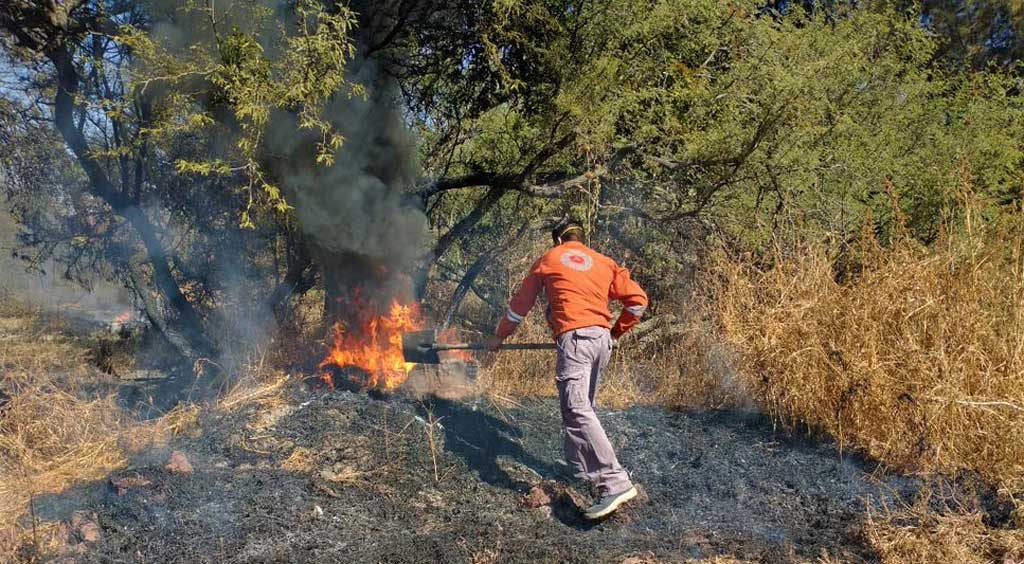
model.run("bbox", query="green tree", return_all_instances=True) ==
[2,0,1021,369]
[0,0,360,362]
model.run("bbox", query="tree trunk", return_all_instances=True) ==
[48,46,215,359]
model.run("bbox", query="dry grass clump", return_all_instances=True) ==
[218,367,292,415]
[477,316,557,400]
[0,305,199,561]
[865,497,1024,563]
[0,372,198,558]
[641,318,750,410]
[477,315,654,409]
[620,553,841,563]
[710,207,1024,487]
[0,310,89,373]
[478,308,743,410]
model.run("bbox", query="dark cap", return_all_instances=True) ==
[551,219,585,243]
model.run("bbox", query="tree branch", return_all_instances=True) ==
[442,221,531,327]
[48,44,213,357]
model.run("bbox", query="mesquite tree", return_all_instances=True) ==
[0,0,359,361]
[1,0,1022,366]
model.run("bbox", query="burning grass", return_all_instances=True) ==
[319,296,424,391]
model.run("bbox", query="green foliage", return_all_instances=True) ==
[417,0,1024,311]
[125,0,359,227]
[5,0,1024,338]
[916,0,1024,69]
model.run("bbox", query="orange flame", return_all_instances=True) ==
[319,299,423,390]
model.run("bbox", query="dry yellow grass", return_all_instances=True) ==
[709,208,1024,487]
[477,319,654,409]
[477,315,556,400]
[0,304,199,561]
[865,498,1024,563]
[690,198,1024,562]
[478,309,740,410]
[0,300,297,560]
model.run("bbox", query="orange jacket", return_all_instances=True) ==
[495,241,648,340]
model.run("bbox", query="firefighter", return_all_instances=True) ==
[487,221,648,519]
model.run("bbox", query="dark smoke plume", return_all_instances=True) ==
[269,55,427,304]
[147,0,428,322]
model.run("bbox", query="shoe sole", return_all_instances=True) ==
[584,486,638,520]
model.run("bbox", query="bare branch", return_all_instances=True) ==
[521,166,605,198]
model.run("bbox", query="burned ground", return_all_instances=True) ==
[25,378,940,564]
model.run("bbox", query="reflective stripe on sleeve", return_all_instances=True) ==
[626,305,646,317]
[506,309,525,323]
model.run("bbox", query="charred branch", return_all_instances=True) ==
[522,167,605,198]
[442,252,490,329]
[413,167,606,203]
[428,184,506,269]
[268,244,317,318]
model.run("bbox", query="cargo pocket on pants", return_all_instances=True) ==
[558,377,588,411]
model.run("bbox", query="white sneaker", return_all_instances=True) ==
[583,486,638,520]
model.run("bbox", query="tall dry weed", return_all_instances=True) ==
[478,316,557,400]
[710,202,1024,488]
[477,308,736,410]
[478,313,653,407]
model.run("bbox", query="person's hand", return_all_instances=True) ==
[485,335,504,352]
[612,338,619,349]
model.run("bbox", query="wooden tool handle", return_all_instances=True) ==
[433,343,557,351]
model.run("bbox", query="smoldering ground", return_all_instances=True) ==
[42,382,944,564]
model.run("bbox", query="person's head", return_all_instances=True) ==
[551,221,585,246]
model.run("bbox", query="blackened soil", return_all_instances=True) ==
[40,388,923,563]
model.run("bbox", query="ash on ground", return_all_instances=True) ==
[34,383,932,563]
[400,362,479,400]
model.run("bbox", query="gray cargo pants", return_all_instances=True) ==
[555,326,632,496]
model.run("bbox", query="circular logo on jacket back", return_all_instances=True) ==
[560,249,593,272]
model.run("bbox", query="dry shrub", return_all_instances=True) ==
[477,314,654,409]
[478,316,557,400]
[478,303,745,410]
[710,206,1024,487]
[642,316,750,410]
[218,368,292,415]
[0,372,198,555]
